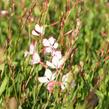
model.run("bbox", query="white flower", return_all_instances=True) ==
[46,57,62,69]
[52,51,62,60]
[32,24,44,36]
[43,37,58,53]
[38,69,56,84]
[46,51,62,69]
[31,52,40,65]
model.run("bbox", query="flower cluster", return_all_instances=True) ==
[25,24,75,93]
[43,37,63,69]
[38,69,60,92]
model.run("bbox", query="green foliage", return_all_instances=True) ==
[0,0,109,109]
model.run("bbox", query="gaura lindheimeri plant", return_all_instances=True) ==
[32,24,45,36]
[42,37,58,53]
[25,23,75,93]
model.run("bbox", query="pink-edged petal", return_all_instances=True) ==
[31,52,40,64]
[45,47,52,53]
[32,30,39,36]
[53,42,58,49]
[52,56,60,68]
[48,37,56,45]
[43,39,50,46]
[44,69,52,80]
[47,81,62,93]
[52,51,62,59]
[35,24,41,32]
[46,61,56,69]
[35,24,44,35]
[47,81,56,92]
[38,77,49,83]
[56,51,62,59]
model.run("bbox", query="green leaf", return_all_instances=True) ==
[0,76,8,96]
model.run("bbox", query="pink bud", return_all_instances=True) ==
[47,81,62,93]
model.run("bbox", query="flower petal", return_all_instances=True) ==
[35,24,44,35]
[31,52,40,64]
[44,69,52,80]
[48,37,55,45]
[47,81,55,92]
[57,59,63,68]
[45,47,52,53]
[52,51,62,59]
[43,39,50,46]
[38,77,49,83]
[52,56,60,68]
[51,73,56,81]
[32,30,39,36]
[47,81,62,92]
[35,24,41,32]
[46,61,56,69]
[61,83,66,90]
[53,42,58,49]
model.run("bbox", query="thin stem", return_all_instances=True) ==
[25,66,34,88]
[43,93,51,109]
